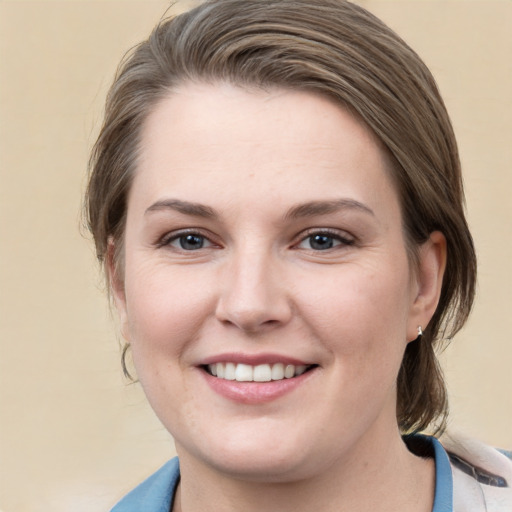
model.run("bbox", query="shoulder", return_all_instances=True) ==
[111,457,180,512]
[440,434,512,512]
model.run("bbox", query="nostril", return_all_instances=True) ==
[214,267,293,331]
[216,307,286,333]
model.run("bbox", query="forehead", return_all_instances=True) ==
[141,83,383,153]
[132,82,399,219]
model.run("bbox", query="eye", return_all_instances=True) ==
[164,232,213,251]
[310,234,336,250]
[297,230,354,251]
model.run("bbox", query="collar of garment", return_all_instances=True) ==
[110,434,512,512]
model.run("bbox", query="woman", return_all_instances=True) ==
[86,1,512,511]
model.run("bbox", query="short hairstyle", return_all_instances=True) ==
[86,0,476,434]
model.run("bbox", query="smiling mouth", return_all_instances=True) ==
[204,362,316,382]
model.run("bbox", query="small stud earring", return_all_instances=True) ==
[417,326,423,338]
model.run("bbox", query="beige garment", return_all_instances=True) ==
[441,434,512,512]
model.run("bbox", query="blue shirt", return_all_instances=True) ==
[111,436,453,512]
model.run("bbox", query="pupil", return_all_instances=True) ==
[310,234,333,250]
[180,234,203,250]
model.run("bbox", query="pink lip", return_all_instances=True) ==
[199,352,311,366]
[199,365,317,405]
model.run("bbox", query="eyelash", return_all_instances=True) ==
[295,228,355,251]
[157,228,354,252]
[157,229,216,251]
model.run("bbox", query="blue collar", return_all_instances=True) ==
[111,458,179,512]
[431,436,454,511]
[111,435,453,511]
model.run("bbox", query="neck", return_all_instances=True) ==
[173,430,435,512]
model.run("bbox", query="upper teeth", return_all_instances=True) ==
[208,363,308,382]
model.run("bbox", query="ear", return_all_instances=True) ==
[407,231,447,342]
[106,239,130,342]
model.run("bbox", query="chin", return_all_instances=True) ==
[176,422,330,483]
[205,449,313,483]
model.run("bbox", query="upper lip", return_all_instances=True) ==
[198,352,313,366]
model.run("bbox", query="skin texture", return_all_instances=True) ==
[112,84,446,512]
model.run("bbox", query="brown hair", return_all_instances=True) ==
[86,0,476,434]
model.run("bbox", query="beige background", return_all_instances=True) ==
[0,1,511,511]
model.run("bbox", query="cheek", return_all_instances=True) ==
[123,261,216,364]
[296,258,413,398]
[299,261,412,341]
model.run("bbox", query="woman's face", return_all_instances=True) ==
[114,83,443,482]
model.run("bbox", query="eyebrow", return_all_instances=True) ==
[284,199,375,220]
[145,197,374,220]
[145,199,217,218]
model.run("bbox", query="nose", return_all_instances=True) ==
[215,249,293,333]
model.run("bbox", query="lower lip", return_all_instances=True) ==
[200,368,315,404]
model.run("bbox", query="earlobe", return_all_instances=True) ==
[106,239,130,342]
[407,231,447,341]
